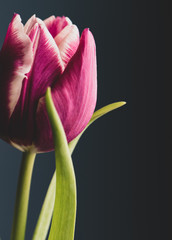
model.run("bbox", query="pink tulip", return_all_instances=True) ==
[0,14,97,152]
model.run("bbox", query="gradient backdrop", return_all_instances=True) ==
[0,0,171,239]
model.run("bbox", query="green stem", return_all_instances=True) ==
[11,150,36,240]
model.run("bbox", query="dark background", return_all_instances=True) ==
[0,0,172,239]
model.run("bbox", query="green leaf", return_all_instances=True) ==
[45,88,76,240]
[32,100,126,239]
[32,173,56,240]
[90,101,126,123]
[69,101,126,152]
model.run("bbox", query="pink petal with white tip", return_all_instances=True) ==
[35,28,97,152]
[0,14,33,138]
[55,24,80,67]
[44,15,72,38]
[24,14,37,35]
[8,18,64,146]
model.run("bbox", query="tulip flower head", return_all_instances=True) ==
[0,14,97,152]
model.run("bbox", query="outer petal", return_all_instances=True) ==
[44,16,72,38]
[8,19,64,147]
[0,14,33,138]
[35,29,97,152]
[54,25,80,67]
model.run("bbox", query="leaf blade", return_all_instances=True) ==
[46,88,76,240]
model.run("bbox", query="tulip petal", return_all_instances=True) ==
[26,19,64,98]
[44,16,72,38]
[35,29,97,152]
[8,19,64,146]
[0,14,33,137]
[54,25,80,67]
[24,15,37,35]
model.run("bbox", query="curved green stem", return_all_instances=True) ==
[11,150,36,240]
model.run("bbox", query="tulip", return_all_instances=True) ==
[0,13,97,152]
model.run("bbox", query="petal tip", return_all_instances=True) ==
[12,13,21,23]
[80,28,96,51]
[82,28,95,40]
[64,16,72,25]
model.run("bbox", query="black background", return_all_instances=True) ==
[0,0,172,239]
